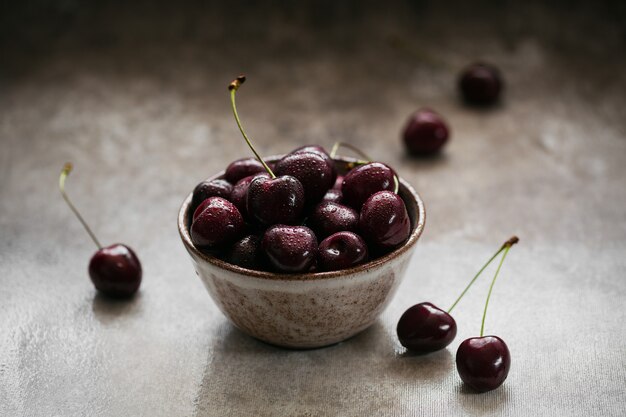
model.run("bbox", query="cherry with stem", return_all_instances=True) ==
[396,237,518,354]
[330,141,399,192]
[330,142,400,202]
[59,163,142,298]
[456,236,518,393]
[228,76,305,225]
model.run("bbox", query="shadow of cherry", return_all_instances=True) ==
[390,347,454,382]
[91,291,143,325]
[400,150,450,171]
[457,381,511,414]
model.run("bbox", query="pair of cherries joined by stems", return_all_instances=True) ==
[189,76,411,273]
[59,163,142,298]
[397,236,518,392]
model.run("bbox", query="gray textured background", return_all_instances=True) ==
[1,1,625,416]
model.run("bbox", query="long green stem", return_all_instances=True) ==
[447,247,504,313]
[59,163,102,249]
[228,76,275,178]
[330,141,373,161]
[447,236,519,314]
[331,147,369,167]
[329,142,341,159]
[480,245,512,336]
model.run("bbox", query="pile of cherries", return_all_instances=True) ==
[188,76,411,274]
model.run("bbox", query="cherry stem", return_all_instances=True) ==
[228,76,276,179]
[447,236,519,314]
[59,163,102,249]
[480,238,517,337]
[330,141,372,162]
[330,141,400,194]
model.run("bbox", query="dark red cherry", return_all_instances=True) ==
[396,302,457,353]
[58,164,142,298]
[226,234,266,270]
[262,225,317,272]
[224,158,265,184]
[247,175,305,226]
[342,162,395,209]
[191,179,232,212]
[322,188,342,204]
[456,336,511,392]
[459,62,503,105]
[359,191,411,252]
[191,197,245,248]
[318,231,368,271]
[291,145,337,183]
[274,152,334,204]
[402,109,450,155]
[309,201,358,239]
[89,244,142,298]
[230,173,270,219]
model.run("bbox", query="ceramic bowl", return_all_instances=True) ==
[178,156,425,348]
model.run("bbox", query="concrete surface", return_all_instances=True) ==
[1,1,625,416]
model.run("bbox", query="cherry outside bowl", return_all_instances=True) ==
[178,156,426,348]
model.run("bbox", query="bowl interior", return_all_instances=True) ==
[178,155,425,280]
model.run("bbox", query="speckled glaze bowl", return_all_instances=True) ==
[178,156,425,348]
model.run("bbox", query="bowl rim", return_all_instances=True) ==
[177,155,426,281]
